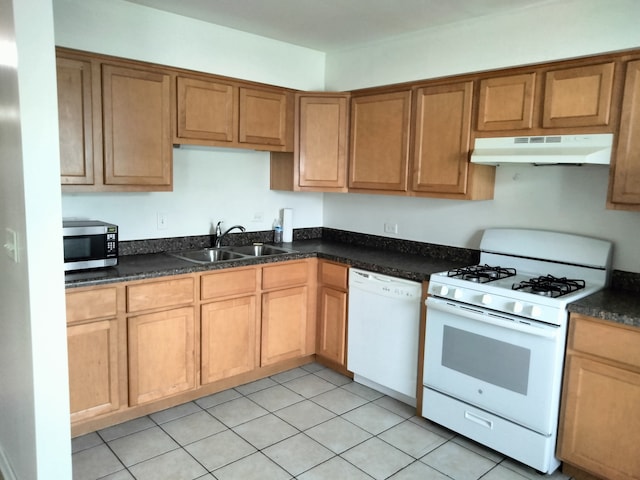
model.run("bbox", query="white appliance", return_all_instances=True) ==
[348,269,422,406]
[470,133,613,165]
[423,228,612,474]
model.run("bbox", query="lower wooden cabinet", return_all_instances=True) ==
[316,261,349,369]
[127,306,196,406]
[67,319,120,422]
[558,314,640,480]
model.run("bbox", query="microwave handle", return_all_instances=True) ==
[426,297,560,340]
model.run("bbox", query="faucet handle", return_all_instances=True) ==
[215,221,223,236]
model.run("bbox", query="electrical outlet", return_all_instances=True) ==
[252,211,264,222]
[157,212,168,230]
[4,228,18,262]
[384,223,398,234]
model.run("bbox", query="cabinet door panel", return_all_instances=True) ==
[201,296,257,384]
[57,56,95,184]
[239,87,289,147]
[317,287,347,365]
[559,354,640,479]
[176,76,237,142]
[67,319,120,422]
[412,82,472,194]
[102,64,171,186]
[349,91,411,191]
[298,94,349,189]
[128,307,196,405]
[477,73,535,131]
[261,286,308,366]
[610,60,640,206]
[543,62,614,128]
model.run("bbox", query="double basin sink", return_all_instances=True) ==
[168,244,297,264]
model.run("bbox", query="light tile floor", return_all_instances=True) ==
[72,363,574,480]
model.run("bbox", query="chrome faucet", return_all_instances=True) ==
[214,221,246,248]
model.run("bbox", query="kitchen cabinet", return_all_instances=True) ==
[200,267,259,384]
[56,55,95,185]
[316,261,349,372]
[558,314,640,480]
[65,286,124,423]
[477,73,536,131]
[261,260,316,366]
[56,48,173,192]
[175,75,294,151]
[270,92,350,192]
[608,59,640,210]
[126,276,196,406]
[411,81,494,200]
[349,90,412,193]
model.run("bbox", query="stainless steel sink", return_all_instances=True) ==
[168,245,296,264]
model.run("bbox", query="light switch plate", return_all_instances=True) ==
[4,228,18,262]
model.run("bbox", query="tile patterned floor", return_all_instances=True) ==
[72,363,573,480]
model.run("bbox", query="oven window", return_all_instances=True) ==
[442,325,530,395]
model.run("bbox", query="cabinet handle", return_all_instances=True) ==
[464,411,493,430]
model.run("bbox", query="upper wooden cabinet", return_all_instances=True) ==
[270,92,350,192]
[56,48,173,192]
[56,56,95,185]
[609,59,640,210]
[349,91,412,193]
[476,61,616,133]
[477,73,536,131]
[175,75,294,151]
[411,81,493,200]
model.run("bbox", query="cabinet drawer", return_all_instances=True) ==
[319,261,348,290]
[127,277,195,313]
[66,287,118,323]
[570,314,640,369]
[201,267,258,300]
[262,261,309,290]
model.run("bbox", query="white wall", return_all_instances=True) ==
[0,0,71,478]
[324,0,640,273]
[54,0,325,240]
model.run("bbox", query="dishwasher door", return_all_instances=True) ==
[347,268,422,406]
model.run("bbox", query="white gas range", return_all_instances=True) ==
[422,228,612,474]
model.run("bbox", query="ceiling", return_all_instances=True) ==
[124,0,560,52]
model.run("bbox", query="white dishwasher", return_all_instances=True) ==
[347,268,422,406]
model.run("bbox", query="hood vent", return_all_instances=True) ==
[470,133,613,166]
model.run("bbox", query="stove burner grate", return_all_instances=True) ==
[448,264,517,283]
[512,275,585,298]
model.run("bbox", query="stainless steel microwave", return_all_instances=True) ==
[63,220,118,271]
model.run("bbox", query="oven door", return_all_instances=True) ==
[423,296,566,435]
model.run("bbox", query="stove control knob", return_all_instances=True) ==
[531,306,543,318]
[512,301,524,314]
[453,289,463,300]
[438,286,449,296]
[481,294,492,305]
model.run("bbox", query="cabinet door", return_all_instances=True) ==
[102,64,172,187]
[543,62,614,128]
[128,306,196,405]
[176,76,237,143]
[349,91,411,192]
[297,94,349,190]
[67,319,120,422]
[261,286,308,366]
[201,296,257,384]
[317,286,347,366]
[558,354,640,480]
[56,56,95,184]
[610,60,640,207]
[477,73,536,131]
[239,87,290,148]
[412,81,473,195]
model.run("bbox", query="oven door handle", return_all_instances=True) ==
[426,297,560,339]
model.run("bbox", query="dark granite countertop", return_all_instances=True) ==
[64,236,473,289]
[568,288,640,328]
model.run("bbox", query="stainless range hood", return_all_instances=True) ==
[470,133,613,166]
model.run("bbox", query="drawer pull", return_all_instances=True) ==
[465,411,493,430]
